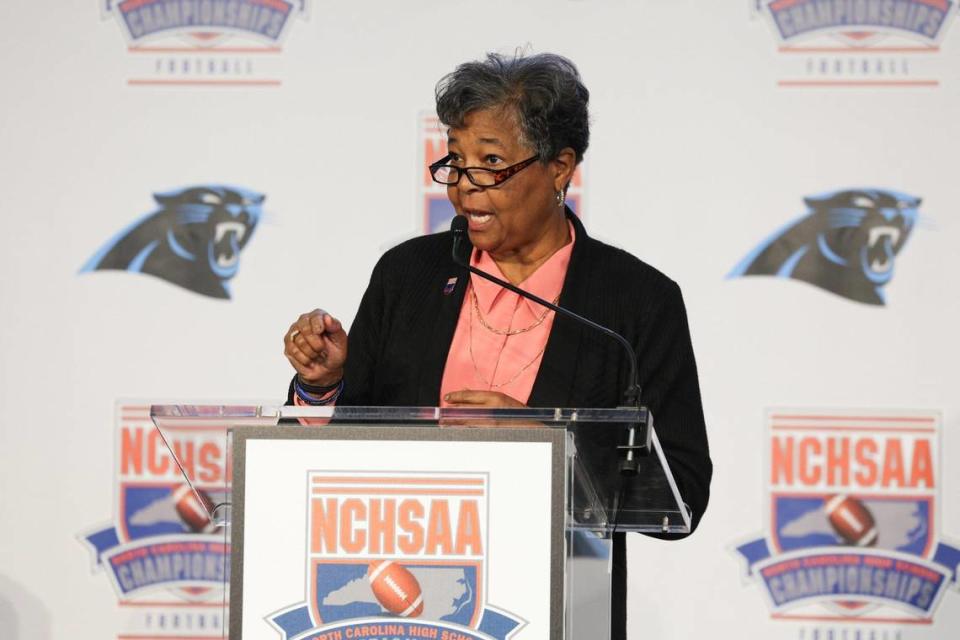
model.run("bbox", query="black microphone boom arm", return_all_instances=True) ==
[450,215,650,471]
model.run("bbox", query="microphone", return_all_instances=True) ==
[450,215,649,472]
[450,214,473,266]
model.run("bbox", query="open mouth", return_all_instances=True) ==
[213,222,246,268]
[463,209,494,230]
[866,225,900,274]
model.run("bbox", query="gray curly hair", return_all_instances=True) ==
[435,52,590,164]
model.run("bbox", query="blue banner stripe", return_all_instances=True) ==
[933,543,960,583]
[85,527,120,564]
[736,537,771,571]
[270,607,520,640]
[272,605,313,639]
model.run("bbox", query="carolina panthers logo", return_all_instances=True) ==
[81,185,263,299]
[729,189,920,306]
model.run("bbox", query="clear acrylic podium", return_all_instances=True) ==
[151,404,690,639]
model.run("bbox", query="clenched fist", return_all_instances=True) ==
[283,309,348,387]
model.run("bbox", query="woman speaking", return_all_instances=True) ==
[283,52,711,638]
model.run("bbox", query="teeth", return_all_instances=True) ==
[469,213,492,223]
[868,225,900,248]
[214,222,243,269]
[868,226,899,273]
[215,221,246,243]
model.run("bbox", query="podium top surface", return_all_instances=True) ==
[148,403,688,534]
[150,403,647,424]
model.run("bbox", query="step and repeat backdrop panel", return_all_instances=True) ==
[0,2,958,639]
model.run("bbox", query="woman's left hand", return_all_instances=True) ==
[443,390,526,408]
[441,391,540,427]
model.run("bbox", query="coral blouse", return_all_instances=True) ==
[295,222,574,410]
[439,223,574,406]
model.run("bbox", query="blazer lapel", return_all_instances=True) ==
[528,210,589,408]
[416,260,468,405]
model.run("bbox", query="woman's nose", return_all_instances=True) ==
[455,170,483,195]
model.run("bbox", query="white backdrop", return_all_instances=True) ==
[1,1,958,638]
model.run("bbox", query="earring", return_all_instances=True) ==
[556,190,565,207]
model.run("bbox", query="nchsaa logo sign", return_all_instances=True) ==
[100,1,310,86]
[753,1,960,87]
[734,410,960,624]
[79,404,230,637]
[103,0,307,44]
[759,0,958,45]
[269,472,524,640]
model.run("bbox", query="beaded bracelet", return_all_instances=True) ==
[296,376,342,395]
[294,378,344,406]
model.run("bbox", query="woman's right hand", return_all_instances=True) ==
[284,309,348,386]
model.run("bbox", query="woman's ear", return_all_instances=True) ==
[551,147,577,192]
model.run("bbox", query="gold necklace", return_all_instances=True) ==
[468,297,549,390]
[471,289,559,336]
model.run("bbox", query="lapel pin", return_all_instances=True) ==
[443,277,458,296]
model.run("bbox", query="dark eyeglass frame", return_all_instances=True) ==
[429,154,540,188]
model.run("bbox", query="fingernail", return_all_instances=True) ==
[444,394,451,401]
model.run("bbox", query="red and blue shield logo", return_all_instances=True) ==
[80,404,230,606]
[270,472,523,640]
[734,410,960,623]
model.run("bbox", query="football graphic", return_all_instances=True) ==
[824,494,877,547]
[367,560,424,617]
[171,484,217,533]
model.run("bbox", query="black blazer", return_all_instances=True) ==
[288,211,711,638]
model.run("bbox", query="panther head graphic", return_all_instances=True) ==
[729,189,920,305]
[81,185,263,299]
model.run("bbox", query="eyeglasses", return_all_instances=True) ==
[429,154,540,187]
